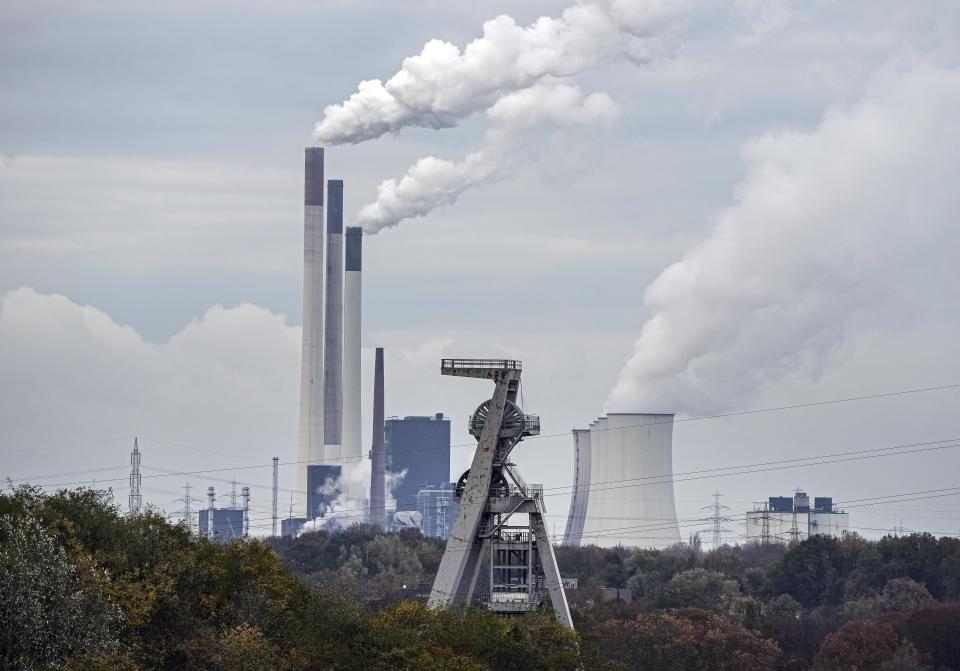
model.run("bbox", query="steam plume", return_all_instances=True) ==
[313,0,696,232]
[357,83,619,233]
[606,61,960,415]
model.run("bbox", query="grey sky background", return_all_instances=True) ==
[2,0,959,541]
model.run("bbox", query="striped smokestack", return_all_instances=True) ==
[342,226,362,462]
[296,147,325,515]
[323,179,344,461]
[370,347,385,528]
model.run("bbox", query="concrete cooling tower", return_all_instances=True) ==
[564,413,680,549]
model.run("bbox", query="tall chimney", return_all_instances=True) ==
[370,347,386,528]
[342,226,363,463]
[296,147,325,516]
[207,486,216,541]
[323,179,344,461]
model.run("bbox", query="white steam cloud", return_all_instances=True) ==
[300,459,405,534]
[606,60,960,414]
[356,83,619,233]
[313,0,697,232]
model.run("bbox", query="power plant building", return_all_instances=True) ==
[746,491,849,543]
[199,508,245,543]
[386,414,451,513]
[306,464,342,520]
[564,413,681,549]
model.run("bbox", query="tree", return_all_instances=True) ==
[587,608,781,671]
[897,603,960,671]
[0,515,118,669]
[814,620,898,671]
[768,535,850,607]
[654,568,740,613]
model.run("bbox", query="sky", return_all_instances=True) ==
[2,0,960,543]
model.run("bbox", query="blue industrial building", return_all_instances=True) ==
[307,464,342,519]
[199,508,245,543]
[386,413,451,512]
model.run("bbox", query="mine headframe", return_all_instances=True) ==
[428,359,573,630]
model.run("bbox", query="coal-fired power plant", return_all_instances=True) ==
[296,148,362,515]
[564,413,681,549]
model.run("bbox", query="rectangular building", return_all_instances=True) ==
[199,508,245,543]
[385,413,451,512]
[745,490,849,543]
[307,464,342,520]
[417,482,458,540]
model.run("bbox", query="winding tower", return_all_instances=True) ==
[428,359,573,630]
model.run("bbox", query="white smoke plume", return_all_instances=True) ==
[357,83,619,233]
[313,0,697,232]
[606,60,960,415]
[299,458,405,534]
[313,1,693,145]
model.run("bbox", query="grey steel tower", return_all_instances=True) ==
[323,179,344,462]
[296,148,325,515]
[342,226,363,463]
[369,347,386,528]
[428,359,573,630]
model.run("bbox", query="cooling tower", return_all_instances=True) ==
[562,428,591,545]
[342,227,363,462]
[566,413,680,549]
[296,147,325,515]
[369,347,386,528]
[323,179,344,462]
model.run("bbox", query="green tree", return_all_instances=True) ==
[654,568,740,612]
[0,515,118,669]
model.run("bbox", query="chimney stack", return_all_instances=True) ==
[323,179,344,461]
[296,147,326,515]
[370,347,386,528]
[342,226,363,462]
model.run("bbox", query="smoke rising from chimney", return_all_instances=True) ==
[313,0,696,232]
[606,61,960,415]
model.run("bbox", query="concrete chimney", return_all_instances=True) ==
[323,179,344,462]
[296,147,325,515]
[370,347,386,528]
[342,226,363,462]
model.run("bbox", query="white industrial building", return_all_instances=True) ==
[745,491,849,543]
[563,413,681,549]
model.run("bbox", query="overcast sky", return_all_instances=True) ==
[2,0,959,542]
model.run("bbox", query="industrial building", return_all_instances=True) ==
[563,413,681,549]
[281,517,307,538]
[386,413,451,513]
[416,482,458,540]
[199,485,250,543]
[306,464,342,520]
[745,491,849,543]
[295,148,363,516]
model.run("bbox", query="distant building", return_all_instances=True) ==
[199,508,244,543]
[282,516,307,538]
[386,414,451,512]
[746,490,849,543]
[417,483,458,540]
[307,464,342,520]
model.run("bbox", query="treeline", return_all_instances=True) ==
[557,535,960,670]
[3,485,960,670]
[0,486,576,670]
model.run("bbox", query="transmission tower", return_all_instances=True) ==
[428,359,573,630]
[230,479,237,509]
[702,490,731,548]
[754,501,772,545]
[128,437,142,515]
[178,482,197,534]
